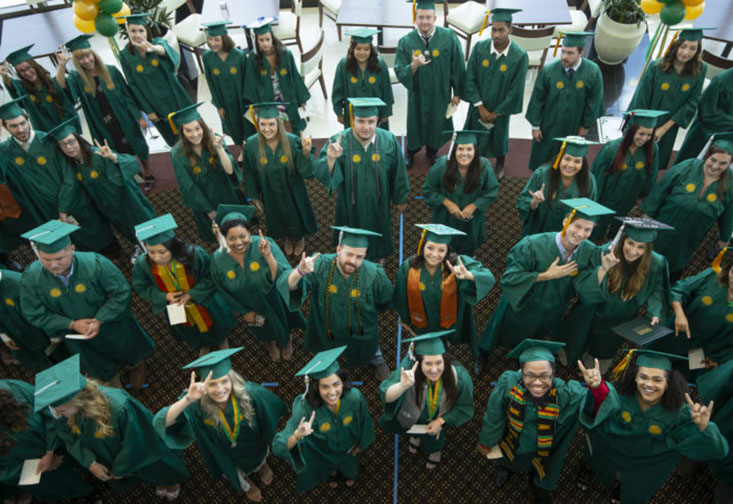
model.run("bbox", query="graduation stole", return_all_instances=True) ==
[216,395,241,445]
[427,378,442,419]
[152,260,213,332]
[406,266,457,329]
[0,184,21,220]
[324,257,362,339]
[499,381,559,480]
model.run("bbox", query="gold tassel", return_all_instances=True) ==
[412,0,416,23]
[553,34,563,57]
[249,105,259,132]
[552,141,567,170]
[560,208,576,237]
[349,102,354,129]
[416,228,427,255]
[664,31,679,56]
[478,10,490,37]
[611,350,637,381]
[167,112,178,135]
[712,247,728,273]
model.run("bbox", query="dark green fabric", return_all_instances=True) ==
[331,55,394,123]
[5,76,80,133]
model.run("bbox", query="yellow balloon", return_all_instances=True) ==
[73,14,96,33]
[682,0,703,6]
[684,2,704,18]
[73,0,98,21]
[112,2,130,23]
[640,0,663,15]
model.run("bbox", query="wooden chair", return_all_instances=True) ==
[442,0,488,60]
[300,30,327,98]
[377,45,399,85]
[510,25,555,73]
[702,49,733,80]
[273,0,303,54]
[318,0,342,41]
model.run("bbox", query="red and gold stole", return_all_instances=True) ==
[0,184,21,220]
[151,260,213,332]
[406,266,457,329]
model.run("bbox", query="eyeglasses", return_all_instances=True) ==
[522,373,554,384]
[58,139,78,148]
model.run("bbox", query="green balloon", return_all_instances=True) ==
[95,12,119,37]
[660,0,686,25]
[98,0,123,14]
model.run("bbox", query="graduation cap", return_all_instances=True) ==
[492,8,521,23]
[347,97,386,127]
[696,359,733,404]
[560,198,614,236]
[65,34,94,52]
[46,117,79,143]
[408,0,435,23]
[5,44,34,66]
[22,220,79,254]
[507,339,565,363]
[701,131,733,158]
[445,129,489,145]
[560,31,593,48]
[248,102,287,130]
[244,16,277,36]
[613,216,674,244]
[415,223,466,246]
[679,27,714,42]
[183,347,243,379]
[333,226,382,248]
[403,330,454,357]
[135,213,178,246]
[122,12,152,25]
[202,20,229,37]
[167,102,204,135]
[346,28,380,44]
[33,354,87,412]
[624,109,668,130]
[0,96,27,121]
[296,346,346,381]
[635,349,688,371]
[552,136,600,168]
[215,204,256,226]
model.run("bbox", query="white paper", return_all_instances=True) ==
[688,347,706,370]
[19,459,41,485]
[65,334,89,340]
[167,303,187,325]
[485,445,503,460]
[478,119,495,130]
[0,333,11,343]
[445,102,458,119]
[405,424,428,434]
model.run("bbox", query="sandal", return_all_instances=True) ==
[408,437,420,455]
[293,238,305,257]
[258,463,273,486]
[143,175,155,193]
[426,452,441,470]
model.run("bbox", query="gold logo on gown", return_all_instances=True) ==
[369,76,376,84]
[84,86,91,93]
[136,64,144,72]
[726,314,733,323]
[681,83,690,92]
[685,183,696,192]
[660,82,670,91]
[351,76,358,83]
[414,50,422,57]
[45,95,53,103]
[576,80,584,88]
[419,282,426,291]
[351,289,360,298]
[230,67,237,74]
[204,418,215,426]
[192,166,202,174]
[621,411,631,423]
[648,424,662,435]
[77,173,83,181]
[569,270,578,276]
[343,415,353,425]
[5,298,15,306]
[432,49,439,57]
[620,163,627,171]
[213,68,221,75]
[280,68,288,76]
[635,161,644,170]
[702,296,713,305]
[50,288,62,298]
[90,170,99,179]
[14,157,24,165]
[707,194,717,202]
[328,284,338,293]
[482,59,489,67]
[250,261,260,271]
[74,283,87,293]
[151,59,159,66]
[260,157,268,165]
[37,157,47,165]
[29,95,37,102]
[209,156,216,164]
[227,270,236,279]
[372,153,380,162]
[280,155,288,163]
[260,69,268,75]
[320,422,331,432]
[353,154,362,162]
[556,81,564,89]
[499,64,508,72]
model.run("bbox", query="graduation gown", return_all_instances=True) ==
[463,39,528,158]
[210,235,305,347]
[276,253,393,367]
[242,132,317,240]
[20,252,155,382]
[65,67,149,160]
[516,164,598,237]
[627,59,707,169]
[0,132,114,252]
[202,48,254,145]
[641,158,733,273]
[54,386,189,493]
[559,247,670,362]
[243,49,310,135]
[132,247,236,352]
[5,76,80,133]
[170,141,244,242]
[582,385,729,504]
[0,157,37,254]
[395,26,465,151]
[273,388,375,493]
[153,383,287,491]
[118,39,192,146]
[421,156,499,255]
[379,357,474,453]
[707,376,733,489]
[591,138,660,240]
[314,128,410,261]
[480,232,604,352]
[391,255,495,355]
[525,59,604,171]
[331,56,394,128]
[0,380,91,502]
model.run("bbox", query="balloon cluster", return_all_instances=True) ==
[73,0,132,37]
[640,0,705,25]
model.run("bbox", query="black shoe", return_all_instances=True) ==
[473,353,486,376]
[529,473,553,504]
[426,147,437,166]
[373,362,390,381]
[495,466,512,488]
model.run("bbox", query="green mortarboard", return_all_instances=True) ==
[202,21,229,37]
[624,109,668,130]
[561,31,593,48]
[560,198,614,223]
[33,354,87,412]
[135,213,177,246]
[446,129,489,145]
[415,223,466,245]
[348,97,386,118]
[251,101,286,120]
[696,359,733,404]
[46,117,79,143]
[507,339,565,363]
[5,44,35,66]
[708,132,733,155]
[679,27,714,42]
[296,346,346,380]
[408,0,435,10]
[332,226,381,248]
[169,102,204,131]
[183,347,243,379]
[122,12,151,25]
[346,28,380,44]
[633,349,688,371]
[22,220,79,253]
[403,330,453,356]
[554,135,600,158]
[0,96,27,121]
[245,16,276,36]
[215,204,257,226]
[491,8,521,23]
[616,216,674,243]
[65,34,94,52]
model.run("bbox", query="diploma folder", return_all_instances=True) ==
[611,318,673,346]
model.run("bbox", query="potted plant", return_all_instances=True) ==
[594,0,648,65]
[118,0,173,39]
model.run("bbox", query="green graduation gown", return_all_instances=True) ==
[0,132,114,252]
[707,375,733,489]
[331,56,394,129]
[525,58,604,171]
[202,48,254,145]
[421,156,499,255]
[582,385,729,504]
[65,66,150,161]
[395,26,465,151]
[480,232,604,352]
[118,39,193,146]
[391,255,495,355]
[463,39,528,158]
[243,49,310,135]
[627,59,706,169]
[273,388,375,493]
[516,164,598,237]
[641,158,733,273]
[314,128,410,261]
[276,253,393,367]
[0,380,91,502]
[242,132,317,240]
[591,138,660,240]
[170,141,244,243]
[559,247,670,362]
[5,76,80,133]
[19,252,155,382]
[153,383,287,492]
[677,68,733,162]
[210,235,305,347]
[132,246,236,352]
[54,386,189,493]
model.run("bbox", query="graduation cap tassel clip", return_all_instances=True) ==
[408,342,416,362]
[553,34,563,57]
[249,105,259,133]
[560,208,576,237]
[416,228,427,255]
[478,10,490,37]
[609,223,626,252]
[611,349,636,381]
[712,247,728,274]
[167,112,178,136]
[212,222,230,252]
[552,141,567,170]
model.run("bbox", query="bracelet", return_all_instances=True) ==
[296,265,306,276]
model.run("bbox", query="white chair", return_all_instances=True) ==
[444,0,488,61]
[273,0,303,54]
[584,0,604,30]
[552,0,604,37]
[172,13,207,72]
[319,0,342,40]
[702,49,733,80]
[300,30,327,98]
[378,45,399,85]
[510,25,555,72]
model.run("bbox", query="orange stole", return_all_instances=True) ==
[406,267,457,329]
[0,184,21,220]
[152,261,213,332]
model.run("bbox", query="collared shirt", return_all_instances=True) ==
[419,26,436,45]
[554,232,578,262]
[352,131,376,151]
[13,129,35,152]
[566,57,582,75]
[54,262,75,287]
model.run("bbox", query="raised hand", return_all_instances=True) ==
[578,358,602,389]
[400,361,418,389]
[685,393,713,432]
[55,46,71,66]
[543,257,577,280]
[212,129,223,149]
[295,411,316,440]
[529,183,546,209]
[297,252,320,275]
[186,370,211,402]
[258,230,271,258]
[674,311,691,339]
[0,61,8,77]
[447,257,475,281]
[326,133,343,161]
[600,247,620,272]
[300,132,312,153]
[93,138,117,162]
[411,50,431,70]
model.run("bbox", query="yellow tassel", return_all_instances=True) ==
[412,0,416,23]
[553,34,563,58]
[349,102,354,129]
[249,105,259,133]
[478,10,490,37]
[664,31,679,56]
[552,141,567,170]
[560,208,576,237]
[712,247,728,273]
[611,350,637,381]
[167,112,178,135]
[417,228,427,255]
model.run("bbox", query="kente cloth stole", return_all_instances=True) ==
[152,260,213,332]
[406,266,457,329]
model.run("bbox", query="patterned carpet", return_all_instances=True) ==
[2,152,721,503]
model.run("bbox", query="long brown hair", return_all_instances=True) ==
[546,157,591,207]
[254,33,285,72]
[408,244,458,276]
[178,118,217,167]
[606,124,655,176]
[413,353,458,410]
[257,118,294,172]
[208,34,235,53]
[17,60,65,119]
[659,38,702,77]
[71,49,115,97]
[606,235,653,301]
[442,146,483,194]
[716,251,733,287]
[703,144,733,201]
[0,388,29,455]
[126,24,155,55]
[344,40,380,74]
[57,133,94,166]
[65,380,114,438]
